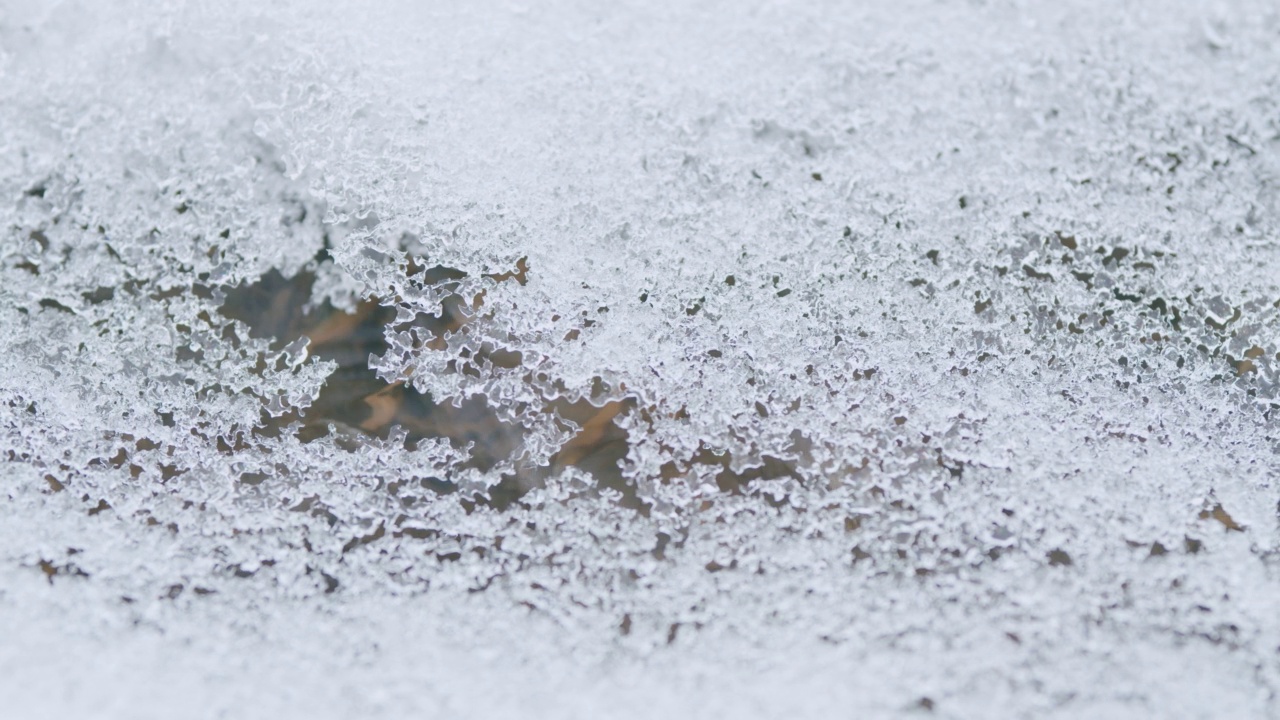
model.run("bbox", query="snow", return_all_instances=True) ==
[2,1,1279,716]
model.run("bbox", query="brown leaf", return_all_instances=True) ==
[1199,504,1245,532]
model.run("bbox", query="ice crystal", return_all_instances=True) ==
[2,1,1279,716]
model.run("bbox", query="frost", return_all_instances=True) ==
[3,1,1280,717]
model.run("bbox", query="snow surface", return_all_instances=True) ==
[2,1,1279,717]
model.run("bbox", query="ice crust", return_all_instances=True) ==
[2,1,1280,717]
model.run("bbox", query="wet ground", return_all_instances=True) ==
[218,263,633,509]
